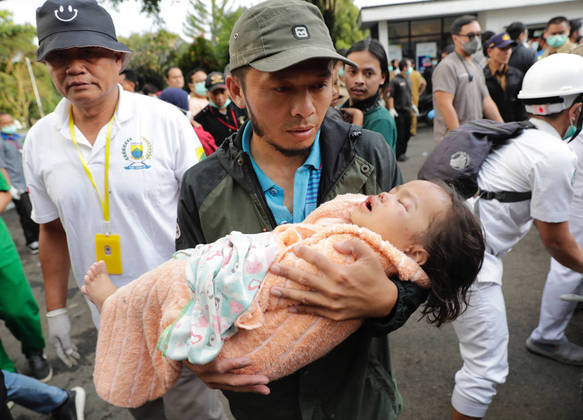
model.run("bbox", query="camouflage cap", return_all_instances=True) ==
[229,0,355,72]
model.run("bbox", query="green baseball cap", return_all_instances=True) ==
[229,0,356,72]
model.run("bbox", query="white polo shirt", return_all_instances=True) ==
[472,118,577,284]
[23,86,202,323]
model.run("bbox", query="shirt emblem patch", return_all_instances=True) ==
[122,137,152,170]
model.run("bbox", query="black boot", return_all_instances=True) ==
[25,352,52,382]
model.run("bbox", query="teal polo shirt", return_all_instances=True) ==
[242,123,322,225]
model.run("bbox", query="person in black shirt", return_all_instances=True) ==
[387,59,413,161]
[507,22,537,75]
[483,33,528,122]
[194,72,247,147]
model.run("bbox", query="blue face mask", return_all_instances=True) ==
[194,82,207,96]
[1,124,18,135]
[338,67,344,78]
[209,98,231,110]
[388,65,394,73]
[406,67,413,75]
[546,34,567,49]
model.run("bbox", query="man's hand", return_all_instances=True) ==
[341,107,364,126]
[389,108,399,118]
[186,356,270,395]
[269,239,398,321]
[46,308,80,367]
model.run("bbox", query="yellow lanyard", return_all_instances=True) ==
[68,105,116,232]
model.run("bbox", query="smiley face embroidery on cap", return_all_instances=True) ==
[292,25,310,40]
[54,4,79,22]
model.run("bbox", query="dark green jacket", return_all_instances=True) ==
[177,117,428,420]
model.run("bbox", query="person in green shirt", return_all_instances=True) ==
[0,171,51,381]
[341,39,398,153]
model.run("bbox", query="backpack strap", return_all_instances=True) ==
[477,189,532,202]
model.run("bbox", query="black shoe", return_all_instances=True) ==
[397,154,408,162]
[26,352,52,382]
[52,387,86,420]
[27,241,39,255]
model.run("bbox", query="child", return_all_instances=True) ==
[83,180,484,408]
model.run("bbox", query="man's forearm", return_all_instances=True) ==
[434,91,460,131]
[535,220,583,273]
[40,221,71,311]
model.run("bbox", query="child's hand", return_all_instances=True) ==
[269,239,398,321]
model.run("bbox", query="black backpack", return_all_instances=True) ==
[418,119,535,201]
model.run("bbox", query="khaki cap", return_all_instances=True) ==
[229,0,355,72]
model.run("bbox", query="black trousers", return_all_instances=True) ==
[395,109,412,159]
[12,192,39,245]
[0,370,14,420]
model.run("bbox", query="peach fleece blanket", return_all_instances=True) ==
[93,194,429,407]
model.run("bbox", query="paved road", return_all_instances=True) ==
[3,125,582,419]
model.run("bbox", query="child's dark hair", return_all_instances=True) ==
[346,39,389,89]
[416,180,485,327]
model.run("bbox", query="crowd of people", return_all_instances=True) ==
[1,0,583,419]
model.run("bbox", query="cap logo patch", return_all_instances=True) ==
[292,25,310,40]
[54,4,78,22]
[211,73,225,84]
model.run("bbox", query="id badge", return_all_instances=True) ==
[95,234,123,274]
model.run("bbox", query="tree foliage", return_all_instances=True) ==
[119,30,184,89]
[182,1,243,70]
[332,0,368,50]
[0,11,60,126]
[177,36,220,75]
[183,0,230,45]
[306,0,368,50]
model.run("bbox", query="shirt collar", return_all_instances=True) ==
[53,84,130,137]
[530,117,562,139]
[488,62,507,76]
[241,122,322,192]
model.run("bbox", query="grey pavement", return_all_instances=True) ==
[2,124,582,419]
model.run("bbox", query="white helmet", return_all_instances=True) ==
[518,53,583,115]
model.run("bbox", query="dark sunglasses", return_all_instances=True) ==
[457,32,481,40]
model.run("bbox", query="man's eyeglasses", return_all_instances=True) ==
[456,32,481,40]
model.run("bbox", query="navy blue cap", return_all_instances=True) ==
[36,0,132,67]
[486,32,516,49]
[205,72,227,92]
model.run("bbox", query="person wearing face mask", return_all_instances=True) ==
[194,72,247,147]
[450,53,583,420]
[541,16,576,58]
[432,15,503,143]
[0,113,40,254]
[187,68,209,116]
[387,59,413,161]
[525,54,583,369]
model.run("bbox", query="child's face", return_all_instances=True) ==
[350,180,451,250]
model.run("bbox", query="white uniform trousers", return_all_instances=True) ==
[452,276,509,418]
[530,212,583,344]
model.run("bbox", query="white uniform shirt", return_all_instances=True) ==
[568,131,583,226]
[23,86,203,323]
[471,118,577,284]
